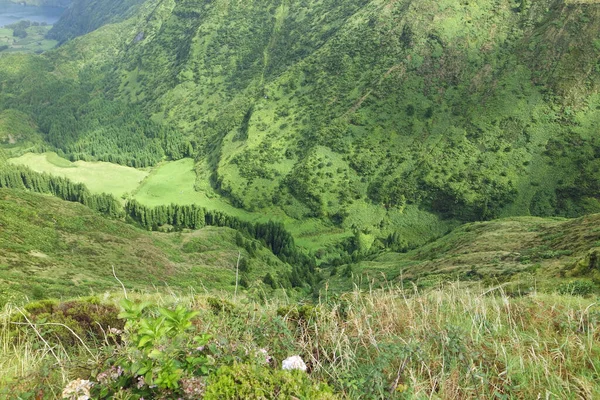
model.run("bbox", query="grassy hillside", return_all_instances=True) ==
[0,188,294,304]
[331,214,600,294]
[91,0,600,224]
[0,110,41,149]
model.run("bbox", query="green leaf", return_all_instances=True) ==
[138,335,153,348]
[148,349,163,359]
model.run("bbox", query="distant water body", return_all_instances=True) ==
[0,1,64,27]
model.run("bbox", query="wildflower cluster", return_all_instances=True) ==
[63,299,335,399]
[96,366,123,385]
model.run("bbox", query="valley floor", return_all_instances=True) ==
[8,152,355,251]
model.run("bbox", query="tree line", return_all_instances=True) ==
[0,165,123,218]
[0,71,194,168]
[125,200,318,288]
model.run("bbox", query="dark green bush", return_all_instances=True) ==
[276,304,319,323]
[207,297,236,315]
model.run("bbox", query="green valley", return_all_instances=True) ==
[2,0,600,252]
[1,0,600,398]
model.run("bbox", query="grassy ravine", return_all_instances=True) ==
[2,184,599,301]
[1,285,599,399]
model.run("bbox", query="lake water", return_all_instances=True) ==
[0,1,64,27]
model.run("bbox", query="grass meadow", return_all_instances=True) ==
[8,153,353,251]
[9,152,148,198]
[122,157,353,251]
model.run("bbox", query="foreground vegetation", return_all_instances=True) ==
[0,284,598,399]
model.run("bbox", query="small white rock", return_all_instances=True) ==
[282,355,307,371]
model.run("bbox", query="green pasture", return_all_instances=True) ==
[6,153,455,253]
[133,158,352,251]
[7,154,352,251]
[8,152,148,198]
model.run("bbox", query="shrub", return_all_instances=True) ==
[91,299,213,398]
[204,363,337,399]
[277,304,319,324]
[20,298,123,346]
[206,297,236,315]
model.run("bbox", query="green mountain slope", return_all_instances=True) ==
[0,110,44,156]
[1,0,599,252]
[90,0,600,222]
[0,188,291,303]
[337,213,600,292]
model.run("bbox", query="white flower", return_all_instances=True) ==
[282,355,307,371]
[62,379,94,400]
[96,365,123,384]
[137,375,146,389]
[108,327,122,335]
